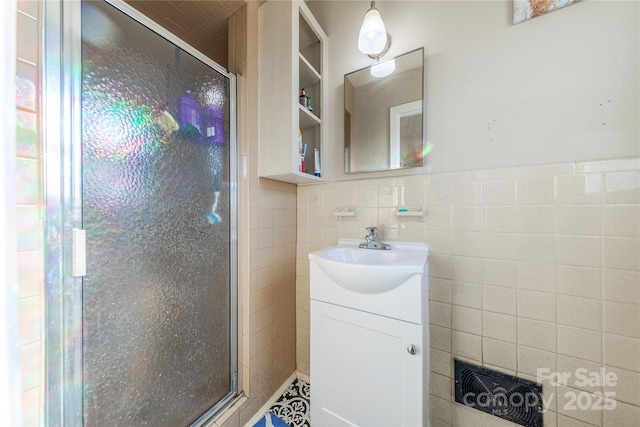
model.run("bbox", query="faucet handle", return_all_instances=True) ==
[365,226,378,237]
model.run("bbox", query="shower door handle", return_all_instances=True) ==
[72,228,86,277]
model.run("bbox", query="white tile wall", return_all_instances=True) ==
[296,157,640,427]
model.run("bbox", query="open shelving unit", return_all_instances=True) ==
[258,0,328,184]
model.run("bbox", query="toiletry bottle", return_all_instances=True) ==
[299,89,307,108]
[307,96,313,112]
[298,129,304,172]
[314,148,321,177]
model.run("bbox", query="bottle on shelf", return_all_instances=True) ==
[314,148,321,177]
[298,128,303,172]
[299,89,307,108]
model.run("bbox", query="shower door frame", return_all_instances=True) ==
[43,1,240,425]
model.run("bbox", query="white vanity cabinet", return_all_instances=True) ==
[309,240,429,427]
[311,301,425,426]
[258,0,328,184]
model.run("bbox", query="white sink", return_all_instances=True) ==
[308,240,429,294]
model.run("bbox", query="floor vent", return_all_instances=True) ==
[454,360,543,427]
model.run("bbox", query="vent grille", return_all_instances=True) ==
[454,360,543,427]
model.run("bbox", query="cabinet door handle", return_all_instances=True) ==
[407,344,417,355]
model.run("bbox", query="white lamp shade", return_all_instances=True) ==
[370,58,396,77]
[358,7,387,55]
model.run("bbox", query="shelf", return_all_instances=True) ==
[299,104,320,129]
[298,11,321,70]
[258,0,327,185]
[299,17,319,53]
[299,53,321,88]
[396,207,427,221]
[262,170,324,184]
[334,207,359,218]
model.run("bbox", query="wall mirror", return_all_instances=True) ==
[344,48,424,173]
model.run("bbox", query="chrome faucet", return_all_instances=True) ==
[359,227,391,250]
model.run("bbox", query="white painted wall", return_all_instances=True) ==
[307,0,640,179]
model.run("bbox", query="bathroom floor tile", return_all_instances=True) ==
[269,378,310,427]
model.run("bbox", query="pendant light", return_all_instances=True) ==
[358,1,388,56]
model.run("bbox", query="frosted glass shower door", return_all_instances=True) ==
[80,1,236,426]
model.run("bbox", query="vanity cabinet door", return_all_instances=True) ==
[311,300,424,427]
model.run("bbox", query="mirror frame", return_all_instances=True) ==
[344,47,424,174]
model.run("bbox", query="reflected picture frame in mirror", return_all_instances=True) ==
[344,48,424,173]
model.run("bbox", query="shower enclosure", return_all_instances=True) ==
[44,1,238,425]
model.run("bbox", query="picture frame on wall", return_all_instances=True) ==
[513,0,577,24]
